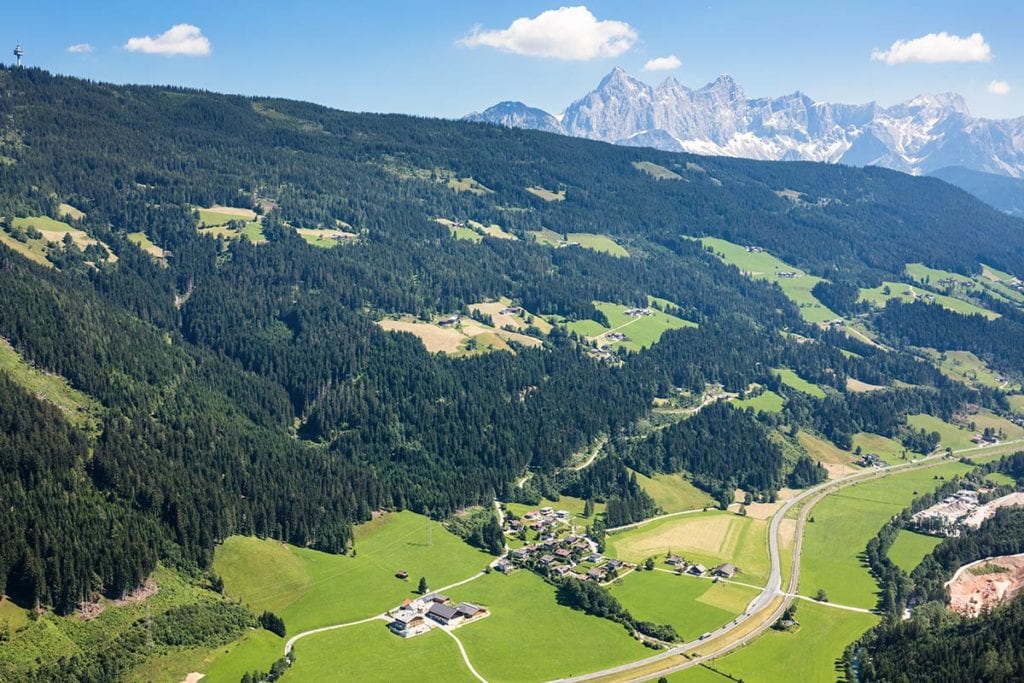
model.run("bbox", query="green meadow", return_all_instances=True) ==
[611,570,758,642]
[529,228,629,257]
[0,337,101,432]
[288,620,475,683]
[851,432,910,465]
[633,470,716,513]
[698,237,838,323]
[632,160,684,180]
[887,530,942,573]
[858,280,998,319]
[695,600,878,683]
[732,390,785,414]
[774,368,826,398]
[906,413,975,451]
[447,571,649,682]
[799,461,972,609]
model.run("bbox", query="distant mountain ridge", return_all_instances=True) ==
[466,68,1024,212]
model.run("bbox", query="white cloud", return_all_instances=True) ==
[124,24,211,57]
[643,55,682,71]
[871,32,991,65]
[458,6,637,61]
[66,43,94,54]
[987,80,1011,95]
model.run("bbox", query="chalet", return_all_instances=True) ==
[689,564,707,576]
[857,453,885,468]
[427,603,461,626]
[494,559,514,574]
[556,510,570,520]
[665,555,685,567]
[500,306,522,315]
[539,554,556,565]
[587,567,606,581]
[555,548,572,559]
[389,608,427,637]
[511,548,531,560]
[586,553,603,564]
[424,593,449,604]
[551,564,572,576]
[606,559,624,570]
[712,563,738,579]
[540,506,554,515]
[437,315,461,327]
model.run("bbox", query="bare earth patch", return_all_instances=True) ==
[947,553,1024,617]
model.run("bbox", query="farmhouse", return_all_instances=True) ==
[494,559,514,574]
[395,570,408,579]
[500,306,522,315]
[689,564,707,576]
[456,602,486,619]
[712,563,738,578]
[437,315,461,327]
[388,607,428,637]
[424,593,449,604]
[427,603,461,625]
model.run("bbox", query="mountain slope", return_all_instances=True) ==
[468,67,1024,181]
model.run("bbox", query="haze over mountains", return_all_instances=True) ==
[467,67,1024,214]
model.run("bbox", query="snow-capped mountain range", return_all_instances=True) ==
[465,67,1024,180]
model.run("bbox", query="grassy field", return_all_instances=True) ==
[799,461,973,608]
[468,299,553,334]
[921,348,1014,390]
[1009,395,1024,417]
[525,185,565,201]
[774,368,826,398]
[607,511,770,586]
[447,571,648,682]
[593,300,696,349]
[611,570,758,642]
[4,216,117,266]
[215,512,491,635]
[798,432,853,466]
[295,227,356,248]
[906,413,975,451]
[851,432,909,465]
[634,471,716,514]
[0,337,101,432]
[698,237,837,324]
[288,620,475,683]
[732,390,785,414]
[447,176,493,195]
[529,228,629,257]
[632,160,684,180]
[377,315,542,356]
[58,202,85,220]
[858,280,998,319]
[887,529,942,573]
[698,600,878,683]
[126,231,168,259]
[129,629,283,683]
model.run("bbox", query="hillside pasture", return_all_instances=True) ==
[377,315,542,355]
[633,160,684,180]
[851,432,909,465]
[607,511,770,586]
[633,470,716,514]
[126,231,167,259]
[57,202,85,220]
[295,227,356,248]
[529,228,629,257]
[921,348,1014,390]
[774,368,826,398]
[858,280,998,319]
[8,216,117,264]
[469,299,553,334]
[906,413,975,451]
[698,237,837,324]
[525,185,565,201]
[731,390,784,414]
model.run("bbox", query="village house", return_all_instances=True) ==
[388,606,428,637]
[437,315,461,327]
[689,564,707,576]
[427,603,461,626]
[712,563,738,579]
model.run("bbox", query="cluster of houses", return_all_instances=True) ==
[588,346,621,365]
[498,506,633,583]
[970,432,1000,446]
[665,556,740,579]
[745,246,765,253]
[624,307,652,317]
[776,271,799,279]
[386,593,488,638]
[603,331,629,343]
[857,452,886,468]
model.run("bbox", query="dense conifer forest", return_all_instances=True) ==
[0,65,1022,619]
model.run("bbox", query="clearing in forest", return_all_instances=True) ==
[377,314,543,355]
[698,237,837,324]
[858,280,999,320]
[632,160,684,180]
[2,216,117,266]
[560,298,695,351]
[525,185,565,201]
[529,227,629,257]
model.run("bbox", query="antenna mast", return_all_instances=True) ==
[13,44,24,67]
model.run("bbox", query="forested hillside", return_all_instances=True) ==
[0,65,1023,622]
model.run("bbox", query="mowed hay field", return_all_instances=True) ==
[607,511,770,586]
[731,389,784,414]
[287,620,476,683]
[529,227,629,257]
[774,368,826,398]
[851,432,910,464]
[798,432,857,479]
[799,461,973,609]
[906,413,975,451]
[887,529,942,573]
[611,570,758,642]
[689,600,878,683]
[447,571,648,682]
[634,470,716,514]
[378,316,542,355]
[698,237,837,324]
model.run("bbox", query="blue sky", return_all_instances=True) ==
[4,1,1023,119]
